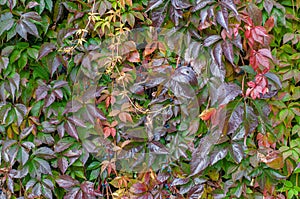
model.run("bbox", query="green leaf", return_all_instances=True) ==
[27,48,39,60]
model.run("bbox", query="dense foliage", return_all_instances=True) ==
[0,0,299,198]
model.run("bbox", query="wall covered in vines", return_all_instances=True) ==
[0,0,299,198]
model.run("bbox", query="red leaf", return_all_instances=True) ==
[199,108,216,121]
[264,16,274,32]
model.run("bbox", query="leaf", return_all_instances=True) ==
[35,157,52,175]
[20,125,34,140]
[222,40,234,65]
[38,43,56,59]
[221,0,238,16]
[199,108,216,121]
[146,0,164,11]
[263,0,273,15]
[247,3,262,25]
[191,0,214,12]
[210,147,228,165]
[33,147,56,159]
[190,156,210,177]
[216,8,228,31]
[224,101,243,135]
[64,120,79,140]
[127,50,140,62]
[56,175,79,189]
[150,4,168,27]
[213,42,223,67]
[58,157,69,174]
[130,182,147,194]
[203,35,221,47]
[171,178,190,186]
[230,142,243,163]
[22,19,40,38]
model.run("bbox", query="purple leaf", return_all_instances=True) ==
[38,43,56,59]
[146,0,163,11]
[192,0,214,12]
[57,123,65,138]
[244,104,258,134]
[230,143,244,163]
[22,11,42,21]
[232,34,243,51]
[33,147,56,159]
[171,0,191,9]
[190,156,210,176]
[203,35,221,47]
[210,147,228,165]
[36,85,49,101]
[51,56,61,77]
[64,120,79,140]
[213,42,223,67]
[53,89,63,100]
[45,92,56,107]
[151,5,168,27]
[54,139,73,153]
[35,157,52,175]
[187,184,204,198]
[86,104,106,120]
[222,40,234,65]
[56,175,79,189]
[68,116,87,128]
[53,80,68,89]
[32,182,42,197]
[171,178,190,186]
[22,19,40,38]
[221,0,238,16]
[216,8,228,31]
[225,102,243,135]
[58,157,69,174]
[16,22,28,40]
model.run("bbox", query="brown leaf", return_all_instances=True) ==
[127,50,140,62]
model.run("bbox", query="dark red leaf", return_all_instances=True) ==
[247,3,262,25]
[210,147,228,165]
[213,42,223,67]
[151,5,168,27]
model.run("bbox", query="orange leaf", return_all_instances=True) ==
[199,108,216,121]
[143,42,157,56]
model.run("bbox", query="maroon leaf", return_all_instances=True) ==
[225,102,244,135]
[64,120,79,140]
[56,175,79,189]
[54,139,73,153]
[130,182,148,194]
[38,43,56,59]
